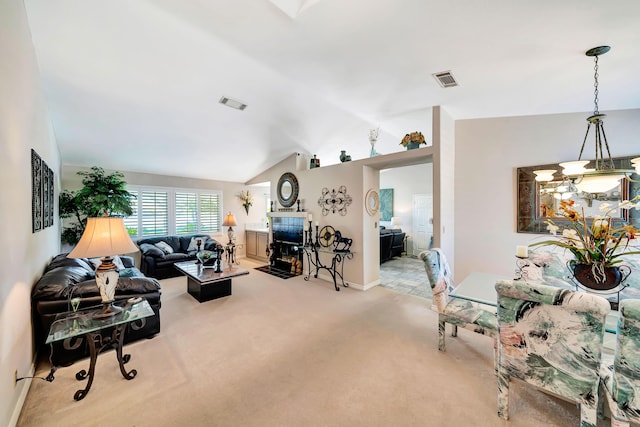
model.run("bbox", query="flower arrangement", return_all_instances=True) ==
[530,196,640,283]
[238,190,253,215]
[400,131,426,147]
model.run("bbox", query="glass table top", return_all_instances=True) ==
[46,299,154,344]
[174,261,249,283]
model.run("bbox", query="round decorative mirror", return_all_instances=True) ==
[365,189,379,216]
[277,172,299,208]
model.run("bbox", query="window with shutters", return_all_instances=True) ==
[126,186,222,239]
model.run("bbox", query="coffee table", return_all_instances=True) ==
[174,261,249,302]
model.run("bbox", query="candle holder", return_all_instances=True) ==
[305,221,313,246]
[514,256,530,281]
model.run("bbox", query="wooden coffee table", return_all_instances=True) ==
[174,261,249,303]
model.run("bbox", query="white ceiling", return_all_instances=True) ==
[23,0,640,182]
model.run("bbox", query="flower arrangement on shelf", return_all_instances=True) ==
[238,190,253,215]
[400,131,426,147]
[530,196,640,284]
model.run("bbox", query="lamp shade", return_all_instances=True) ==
[391,216,402,229]
[68,217,138,259]
[222,212,237,227]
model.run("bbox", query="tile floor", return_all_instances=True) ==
[379,255,432,300]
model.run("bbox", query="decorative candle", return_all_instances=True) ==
[516,245,528,258]
[303,222,309,231]
[315,221,319,227]
[308,213,313,222]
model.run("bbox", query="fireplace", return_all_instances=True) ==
[268,213,306,275]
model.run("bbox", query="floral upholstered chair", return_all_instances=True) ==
[495,280,611,427]
[419,249,497,352]
[600,299,640,427]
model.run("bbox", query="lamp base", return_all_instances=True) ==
[92,301,123,319]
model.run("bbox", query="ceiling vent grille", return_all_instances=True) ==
[219,96,247,111]
[432,71,458,88]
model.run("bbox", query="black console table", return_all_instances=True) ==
[303,246,353,291]
[45,299,154,400]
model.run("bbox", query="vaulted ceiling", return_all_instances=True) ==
[24,0,640,182]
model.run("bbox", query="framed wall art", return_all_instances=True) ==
[31,149,54,233]
[32,149,43,232]
[379,188,393,221]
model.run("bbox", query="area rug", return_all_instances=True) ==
[254,265,300,279]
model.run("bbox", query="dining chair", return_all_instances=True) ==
[495,279,611,427]
[419,249,497,352]
[599,299,640,427]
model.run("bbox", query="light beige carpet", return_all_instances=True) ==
[18,258,605,426]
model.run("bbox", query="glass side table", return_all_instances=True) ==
[46,298,154,400]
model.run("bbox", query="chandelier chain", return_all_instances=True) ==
[593,55,600,114]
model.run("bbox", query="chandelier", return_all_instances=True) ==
[535,46,640,194]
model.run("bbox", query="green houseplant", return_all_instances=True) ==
[59,167,135,244]
[530,196,640,289]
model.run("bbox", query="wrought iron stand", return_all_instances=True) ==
[303,246,353,291]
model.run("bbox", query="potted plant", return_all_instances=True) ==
[400,131,427,150]
[59,167,135,245]
[530,196,640,290]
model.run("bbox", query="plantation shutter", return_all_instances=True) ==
[123,189,138,236]
[175,192,198,234]
[199,193,221,232]
[141,191,168,236]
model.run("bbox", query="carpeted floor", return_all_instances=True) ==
[17,257,610,426]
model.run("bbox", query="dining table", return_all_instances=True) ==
[451,272,619,352]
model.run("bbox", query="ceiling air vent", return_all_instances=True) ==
[432,71,458,88]
[219,96,247,111]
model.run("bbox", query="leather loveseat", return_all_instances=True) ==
[380,227,406,263]
[137,234,220,279]
[31,253,161,366]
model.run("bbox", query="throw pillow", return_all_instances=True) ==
[89,256,126,271]
[187,237,205,252]
[154,241,174,254]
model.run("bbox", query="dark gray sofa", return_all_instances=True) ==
[137,234,220,279]
[380,227,406,263]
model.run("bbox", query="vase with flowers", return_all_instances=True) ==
[400,131,426,150]
[530,196,640,290]
[239,190,253,215]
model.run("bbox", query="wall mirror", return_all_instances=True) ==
[277,172,299,208]
[517,155,640,233]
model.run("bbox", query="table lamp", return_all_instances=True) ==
[68,217,138,318]
[391,216,402,229]
[222,212,238,245]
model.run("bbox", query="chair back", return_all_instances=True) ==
[419,249,454,313]
[495,280,610,403]
[611,299,640,420]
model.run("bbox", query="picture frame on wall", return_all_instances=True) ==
[43,161,50,228]
[31,149,43,232]
[31,149,54,233]
[380,188,393,221]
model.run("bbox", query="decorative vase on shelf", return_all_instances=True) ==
[369,128,379,157]
[339,150,348,162]
[571,262,627,291]
[406,142,421,150]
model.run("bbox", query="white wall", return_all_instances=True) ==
[454,108,640,282]
[0,1,60,425]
